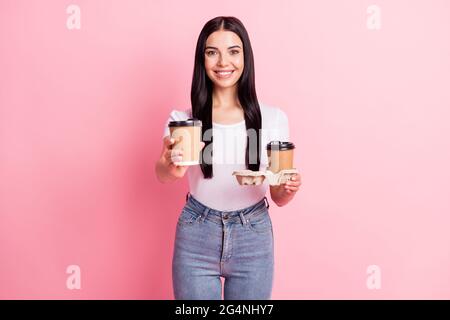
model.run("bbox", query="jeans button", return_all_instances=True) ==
[223,214,228,220]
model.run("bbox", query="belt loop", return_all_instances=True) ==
[186,192,190,202]
[239,211,247,226]
[264,196,270,209]
[201,207,210,222]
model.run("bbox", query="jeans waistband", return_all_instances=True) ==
[185,192,270,225]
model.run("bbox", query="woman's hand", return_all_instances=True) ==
[269,173,302,207]
[162,136,205,178]
[283,173,302,194]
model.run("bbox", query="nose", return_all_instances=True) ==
[217,53,229,67]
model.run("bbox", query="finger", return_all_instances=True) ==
[166,148,182,157]
[169,155,182,164]
[284,185,298,191]
[164,150,172,161]
[200,141,205,149]
[164,136,175,147]
[165,150,182,162]
[171,156,183,164]
[170,149,183,157]
[174,163,188,169]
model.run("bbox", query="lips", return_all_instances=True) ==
[214,70,234,79]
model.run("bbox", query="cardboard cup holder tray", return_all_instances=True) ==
[232,169,298,186]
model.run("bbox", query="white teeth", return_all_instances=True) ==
[216,71,233,75]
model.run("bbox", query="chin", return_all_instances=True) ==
[213,81,238,89]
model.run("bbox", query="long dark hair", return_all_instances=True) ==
[191,16,262,179]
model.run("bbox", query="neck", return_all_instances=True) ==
[212,85,241,109]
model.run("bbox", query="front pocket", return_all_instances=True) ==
[247,212,272,234]
[177,208,200,227]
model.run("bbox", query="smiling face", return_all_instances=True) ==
[204,30,244,89]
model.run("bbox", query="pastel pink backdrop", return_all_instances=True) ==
[1,0,449,299]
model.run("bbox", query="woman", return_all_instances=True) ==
[155,16,301,300]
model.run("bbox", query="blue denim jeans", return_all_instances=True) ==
[172,193,274,300]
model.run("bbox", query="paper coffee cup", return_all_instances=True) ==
[169,118,202,166]
[266,141,295,173]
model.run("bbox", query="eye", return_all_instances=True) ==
[230,50,240,55]
[205,51,216,56]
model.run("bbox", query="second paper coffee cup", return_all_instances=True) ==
[266,141,295,173]
[169,118,202,166]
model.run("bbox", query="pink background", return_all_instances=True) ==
[1,0,450,299]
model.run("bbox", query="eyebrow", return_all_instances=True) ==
[205,45,242,50]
